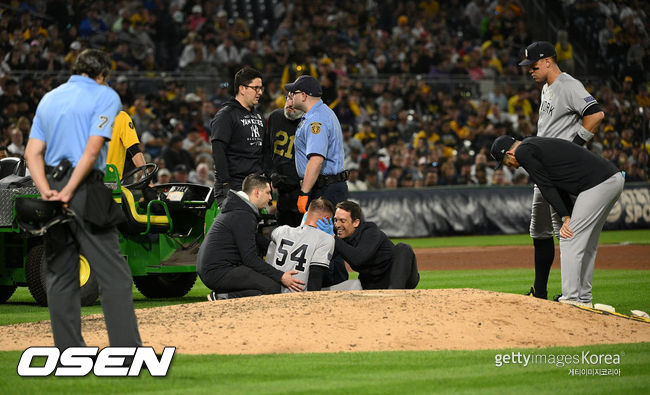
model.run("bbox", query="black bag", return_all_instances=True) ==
[84,170,126,230]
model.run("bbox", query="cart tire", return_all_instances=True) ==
[25,245,99,307]
[0,285,17,303]
[133,272,197,298]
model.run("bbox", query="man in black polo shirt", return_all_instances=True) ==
[491,135,624,308]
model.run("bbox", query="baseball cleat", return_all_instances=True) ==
[558,299,593,308]
[525,286,547,299]
[207,292,217,301]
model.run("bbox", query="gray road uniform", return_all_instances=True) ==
[266,225,334,292]
[532,72,600,239]
[515,137,623,304]
[266,225,362,292]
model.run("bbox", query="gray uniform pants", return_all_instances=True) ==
[530,185,563,239]
[558,173,624,303]
[45,173,142,349]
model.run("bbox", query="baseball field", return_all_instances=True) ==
[1,229,648,393]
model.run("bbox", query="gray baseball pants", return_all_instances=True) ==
[45,172,142,350]
[558,173,624,304]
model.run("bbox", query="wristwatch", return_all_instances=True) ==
[562,216,570,222]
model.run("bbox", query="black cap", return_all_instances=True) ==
[284,75,322,97]
[518,41,556,66]
[490,135,516,169]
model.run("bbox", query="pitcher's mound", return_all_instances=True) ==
[1,289,648,354]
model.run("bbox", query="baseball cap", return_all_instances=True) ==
[518,41,556,66]
[158,168,171,177]
[284,75,322,97]
[490,135,516,169]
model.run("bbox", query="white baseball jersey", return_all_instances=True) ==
[537,73,598,140]
[266,225,334,293]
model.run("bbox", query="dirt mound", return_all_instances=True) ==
[1,289,649,354]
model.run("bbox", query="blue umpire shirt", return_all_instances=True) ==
[30,75,121,171]
[294,99,345,178]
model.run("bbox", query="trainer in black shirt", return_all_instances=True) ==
[491,135,624,307]
[210,67,266,205]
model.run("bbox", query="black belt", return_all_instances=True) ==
[315,171,349,189]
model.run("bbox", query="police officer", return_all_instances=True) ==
[265,99,304,226]
[24,49,142,350]
[284,75,348,285]
[210,66,266,205]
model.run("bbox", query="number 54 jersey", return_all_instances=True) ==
[266,225,334,292]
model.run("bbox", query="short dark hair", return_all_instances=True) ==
[71,49,112,79]
[308,197,334,217]
[233,66,263,95]
[335,200,363,222]
[242,173,269,194]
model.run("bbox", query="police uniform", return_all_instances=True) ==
[285,75,348,285]
[266,108,302,226]
[29,73,141,349]
[294,99,347,206]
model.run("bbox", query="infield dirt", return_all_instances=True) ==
[1,244,648,354]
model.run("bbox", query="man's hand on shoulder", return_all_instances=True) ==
[281,270,305,292]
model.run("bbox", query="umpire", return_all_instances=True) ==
[491,135,624,307]
[285,75,349,285]
[24,49,142,350]
[210,66,266,205]
[265,99,304,227]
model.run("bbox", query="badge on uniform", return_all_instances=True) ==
[310,122,322,135]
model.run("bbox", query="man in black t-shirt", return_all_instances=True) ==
[210,67,266,205]
[491,136,624,308]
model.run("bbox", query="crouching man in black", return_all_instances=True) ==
[197,173,304,300]
[332,200,420,290]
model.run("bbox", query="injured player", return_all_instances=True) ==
[266,197,362,292]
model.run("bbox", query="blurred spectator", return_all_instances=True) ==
[172,164,189,183]
[555,30,575,75]
[162,135,195,172]
[189,162,214,186]
[156,168,171,185]
[346,164,367,191]
[7,126,25,157]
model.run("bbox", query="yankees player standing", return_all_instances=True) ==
[491,136,623,307]
[210,67,266,205]
[518,41,605,299]
[265,99,304,226]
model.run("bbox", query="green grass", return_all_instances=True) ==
[1,343,648,394]
[393,229,650,248]
[1,230,648,392]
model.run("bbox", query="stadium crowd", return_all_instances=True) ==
[0,0,648,189]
